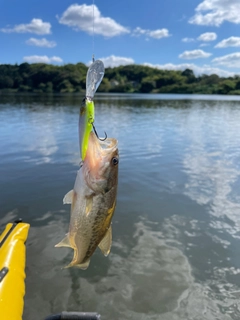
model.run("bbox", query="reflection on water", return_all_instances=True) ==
[182,106,240,228]
[1,93,240,319]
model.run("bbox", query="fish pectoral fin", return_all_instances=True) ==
[85,197,93,216]
[63,190,74,204]
[98,226,112,257]
[64,259,90,270]
[55,234,71,248]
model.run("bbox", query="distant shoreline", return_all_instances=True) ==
[1,92,240,103]
[0,62,240,95]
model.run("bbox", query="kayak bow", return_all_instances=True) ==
[0,220,30,320]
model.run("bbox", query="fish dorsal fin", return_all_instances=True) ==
[63,190,74,204]
[55,233,71,248]
[98,226,112,257]
[85,197,93,216]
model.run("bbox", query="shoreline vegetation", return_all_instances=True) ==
[0,62,240,95]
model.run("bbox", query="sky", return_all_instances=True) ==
[1,0,240,76]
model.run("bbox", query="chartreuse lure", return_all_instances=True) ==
[79,60,105,161]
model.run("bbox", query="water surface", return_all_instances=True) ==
[1,93,240,320]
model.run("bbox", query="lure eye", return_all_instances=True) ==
[112,157,119,166]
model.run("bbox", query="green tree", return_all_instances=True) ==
[0,61,239,95]
[57,79,74,92]
[0,76,14,88]
[218,79,236,94]
[140,77,156,93]
[181,69,196,84]
[98,78,111,92]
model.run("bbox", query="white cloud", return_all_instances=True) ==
[199,43,209,47]
[88,55,134,68]
[132,27,146,36]
[182,33,217,44]
[189,0,240,26]
[23,55,63,64]
[197,32,217,42]
[0,19,51,35]
[142,62,234,77]
[212,52,240,68]
[26,38,56,48]
[182,37,195,43]
[58,4,129,37]
[179,49,212,60]
[133,27,170,39]
[148,29,170,39]
[215,36,240,48]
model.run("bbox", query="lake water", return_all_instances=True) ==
[1,93,240,320]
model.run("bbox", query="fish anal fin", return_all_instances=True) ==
[63,190,74,204]
[55,234,71,248]
[85,197,93,216]
[98,226,112,257]
[64,259,90,270]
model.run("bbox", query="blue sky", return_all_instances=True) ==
[1,0,240,76]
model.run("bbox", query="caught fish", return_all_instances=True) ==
[55,131,119,269]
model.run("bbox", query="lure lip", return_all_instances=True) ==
[86,60,105,99]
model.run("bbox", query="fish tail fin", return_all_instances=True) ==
[64,258,90,270]
[55,233,71,248]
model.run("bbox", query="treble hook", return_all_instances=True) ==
[92,123,107,141]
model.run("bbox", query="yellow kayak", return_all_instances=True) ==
[0,221,101,320]
[0,220,30,320]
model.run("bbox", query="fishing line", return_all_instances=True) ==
[92,0,95,62]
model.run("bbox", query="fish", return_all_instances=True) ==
[55,131,119,269]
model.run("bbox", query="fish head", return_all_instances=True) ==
[84,132,119,194]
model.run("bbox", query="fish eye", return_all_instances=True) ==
[112,157,119,166]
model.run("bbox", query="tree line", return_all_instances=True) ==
[0,62,240,95]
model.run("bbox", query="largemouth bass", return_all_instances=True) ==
[55,131,119,269]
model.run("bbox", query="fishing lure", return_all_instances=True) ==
[79,60,105,161]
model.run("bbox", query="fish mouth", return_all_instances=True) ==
[85,132,118,173]
[98,136,118,153]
